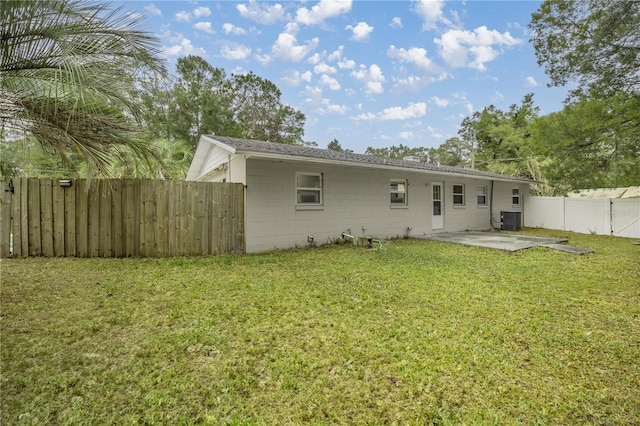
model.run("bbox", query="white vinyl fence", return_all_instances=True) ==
[525,197,640,238]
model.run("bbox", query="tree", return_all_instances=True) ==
[530,94,640,193]
[1,0,165,178]
[455,94,539,176]
[365,144,430,161]
[529,0,640,97]
[138,58,307,148]
[429,137,471,166]
[170,56,237,149]
[226,71,305,144]
[327,139,353,153]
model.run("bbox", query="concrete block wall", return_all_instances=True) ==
[244,158,524,252]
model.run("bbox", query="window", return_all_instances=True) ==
[390,179,407,205]
[453,184,465,206]
[477,185,487,206]
[296,173,322,205]
[512,188,520,206]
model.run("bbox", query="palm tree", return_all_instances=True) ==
[0,0,165,178]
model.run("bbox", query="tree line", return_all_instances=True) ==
[1,0,638,194]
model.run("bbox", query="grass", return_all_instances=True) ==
[1,229,639,424]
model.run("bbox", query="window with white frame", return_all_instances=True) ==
[390,179,407,205]
[296,172,323,205]
[512,188,521,206]
[477,185,487,206]
[453,184,465,206]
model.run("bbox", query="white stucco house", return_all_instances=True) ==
[187,135,531,253]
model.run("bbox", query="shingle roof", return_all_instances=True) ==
[207,135,532,183]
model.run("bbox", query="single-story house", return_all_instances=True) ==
[187,135,532,253]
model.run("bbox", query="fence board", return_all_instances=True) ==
[123,179,136,257]
[12,179,23,257]
[88,181,101,257]
[64,181,76,256]
[19,178,28,257]
[98,181,113,257]
[111,181,123,257]
[28,178,42,256]
[76,180,89,257]
[40,179,54,256]
[53,183,65,256]
[0,181,12,258]
[1,179,244,258]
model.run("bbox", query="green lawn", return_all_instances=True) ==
[1,229,639,424]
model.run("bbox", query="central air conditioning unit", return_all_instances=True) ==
[500,211,521,231]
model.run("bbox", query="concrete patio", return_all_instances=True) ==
[418,231,594,254]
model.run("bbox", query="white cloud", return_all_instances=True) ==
[431,96,450,107]
[351,102,427,121]
[162,37,206,57]
[327,46,356,69]
[176,6,212,23]
[338,57,356,70]
[435,26,521,71]
[390,17,402,29]
[193,6,211,18]
[144,3,162,16]
[175,11,191,22]
[223,23,248,35]
[194,22,214,34]
[327,47,342,62]
[254,53,271,65]
[325,104,348,114]
[314,98,348,115]
[525,76,538,87]
[304,85,324,104]
[427,126,444,139]
[413,0,450,31]
[492,91,505,102]
[314,62,337,74]
[221,44,252,60]
[319,74,340,90]
[272,23,319,62]
[296,0,352,26]
[237,0,287,24]
[346,22,374,42]
[307,52,324,65]
[393,76,425,91]
[380,102,427,120]
[387,45,438,74]
[282,70,312,86]
[351,64,385,94]
[351,112,377,121]
[399,131,414,139]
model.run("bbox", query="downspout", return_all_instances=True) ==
[489,180,496,229]
[521,185,525,229]
[228,154,231,182]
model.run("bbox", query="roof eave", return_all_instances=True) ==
[238,150,531,183]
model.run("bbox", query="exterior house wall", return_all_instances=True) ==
[491,180,527,227]
[228,155,247,185]
[243,158,512,252]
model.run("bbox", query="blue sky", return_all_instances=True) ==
[124,0,569,153]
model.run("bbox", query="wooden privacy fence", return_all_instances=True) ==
[0,178,245,258]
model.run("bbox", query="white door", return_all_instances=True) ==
[432,182,444,230]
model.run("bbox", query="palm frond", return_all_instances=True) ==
[1,0,166,178]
